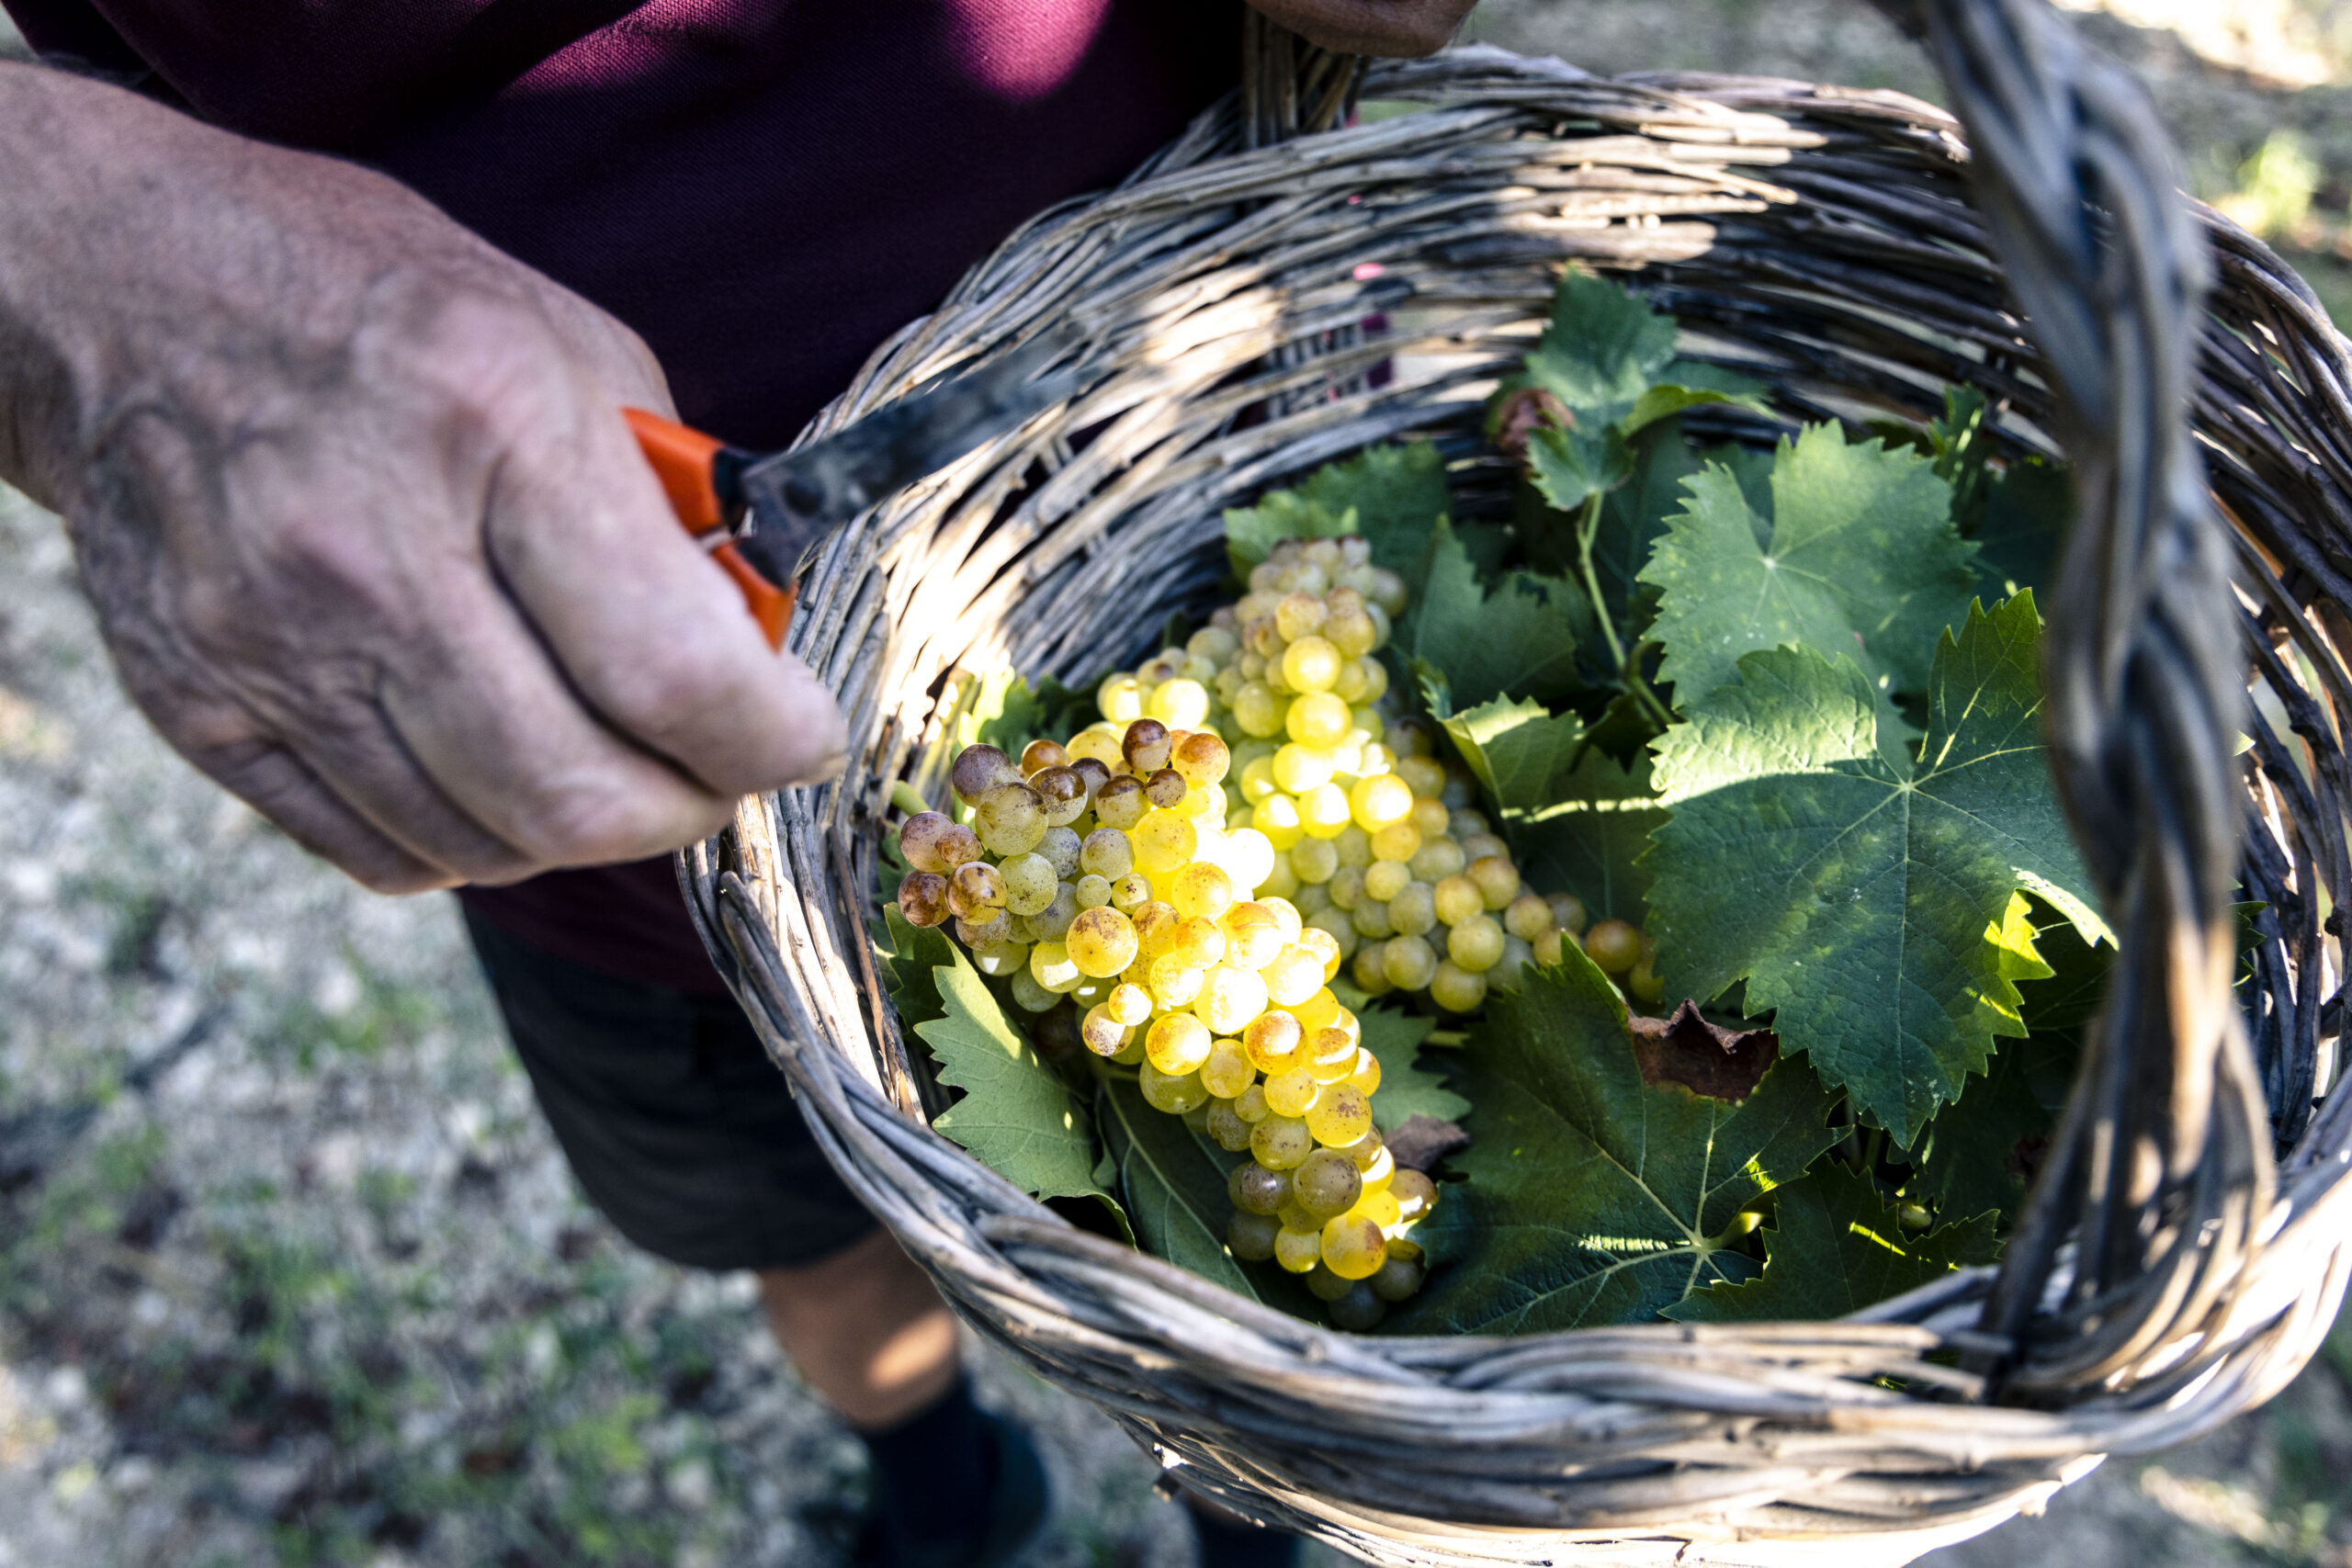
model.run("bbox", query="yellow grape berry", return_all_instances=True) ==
[1263,1066,1319,1119]
[1306,1084,1373,1147]
[1430,961,1487,1014]
[1362,860,1411,904]
[1243,1010,1304,1073]
[1251,1116,1315,1171]
[1200,1037,1256,1100]
[1319,1213,1387,1280]
[1148,955,1205,1010]
[1349,773,1413,832]
[1106,983,1152,1027]
[1234,1083,1272,1123]
[1194,964,1269,1035]
[1170,862,1235,921]
[1447,914,1505,973]
[1133,809,1198,874]
[1503,892,1554,942]
[1370,821,1421,864]
[1390,1168,1439,1223]
[1261,945,1324,1008]
[1286,692,1351,748]
[1145,1013,1213,1076]
[1067,907,1138,977]
[1272,1226,1322,1273]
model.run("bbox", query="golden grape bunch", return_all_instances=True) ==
[891,534,1657,1325]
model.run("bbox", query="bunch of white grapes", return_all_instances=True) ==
[891,533,1659,1327]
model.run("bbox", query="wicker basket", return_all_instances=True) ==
[679,5,2352,1563]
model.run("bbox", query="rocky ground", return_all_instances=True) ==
[3,6,2350,1567]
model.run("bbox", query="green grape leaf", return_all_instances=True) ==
[1224,441,1453,577]
[1398,517,1593,707]
[1355,1005,1467,1132]
[1507,269,1770,434]
[1431,691,1588,820]
[1525,423,1634,513]
[1512,745,1669,926]
[1640,424,1978,723]
[1907,1032,2075,1229]
[1973,458,2073,606]
[878,905,956,1030]
[1645,594,2108,1145]
[1094,1075,1252,1296]
[1665,1164,2001,1324]
[914,950,1112,1204]
[1385,946,1844,1334]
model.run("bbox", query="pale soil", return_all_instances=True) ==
[3,6,2349,1567]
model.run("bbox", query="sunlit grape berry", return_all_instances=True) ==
[1023,941,1079,994]
[1448,913,1506,973]
[1262,1065,1318,1119]
[1200,1037,1255,1100]
[1170,733,1230,789]
[978,942,1035,982]
[971,784,1046,855]
[1370,821,1421,864]
[1390,1168,1439,1223]
[1306,1084,1372,1148]
[1388,881,1437,938]
[1467,854,1521,910]
[1135,768,1182,811]
[1261,945,1324,1008]
[1252,1116,1315,1172]
[1238,755,1280,805]
[1148,956,1205,1010]
[1272,1225,1321,1273]
[1097,983,1148,1029]
[1295,925,1344,979]
[1350,1134,1392,1186]
[899,812,971,874]
[1243,1010,1304,1073]
[1110,874,1151,913]
[1345,1048,1383,1100]
[1146,1012,1213,1076]
[1362,861,1411,905]
[1306,908,1359,964]
[1430,961,1487,1014]
[1147,678,1210,729]
[1381,934,1438,992]
[1170,862,1236,922]
[952,743,1023,803]
[897,872,951,928]
[1187,625,1240,666]
[1218,828,1277,892]
[1068,907,1138,977]
[1138,1059,1210,1114]
[1357,1189,1403,1228]
[1272,591,1327,643]
[1290,1029,1345,1087]
[1133,809,1198,874]
[1280,637,1342,694]
[1194,964,1269,1035]
[1459,831,1510,864]
[1220,904,1286,970]
[1168,915,1227,970]
[1130,900,1180,955]
[1231,1161,1289,1216]
[1295,784,1351,840]
[1583,918,1642,975]
[1320,1213,1387,1280]
[995,852,1055,917]
[1010,967,1057,1013]
[1080,1004,1131,1057]
[1287,692,1351,749]
[1249,793,1303,851]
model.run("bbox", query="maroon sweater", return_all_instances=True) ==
[6,0,1238,994]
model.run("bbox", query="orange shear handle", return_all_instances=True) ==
[623,407,796,649]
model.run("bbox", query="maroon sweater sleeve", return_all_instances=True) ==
[4,0,1238,994]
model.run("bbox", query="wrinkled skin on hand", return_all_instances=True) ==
[0,62,847,894]
[1246,0,1481,56]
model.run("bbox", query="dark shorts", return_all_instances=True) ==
[463,908,877,1273]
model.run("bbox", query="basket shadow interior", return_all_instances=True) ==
[682,19,2352,1568]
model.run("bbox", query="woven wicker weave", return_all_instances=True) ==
[680,5,2352,1563]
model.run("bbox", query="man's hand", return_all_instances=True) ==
[0,62,847,894]
[1248,0,1479,56]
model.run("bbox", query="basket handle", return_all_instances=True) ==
[1845,0,2271,1392]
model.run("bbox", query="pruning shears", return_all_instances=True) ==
[624,325,1086,648]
